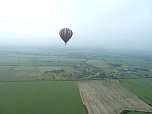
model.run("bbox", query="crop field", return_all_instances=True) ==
[120,78,152,106]
[0,81,86,114]
[86,56,152,78]
[86,59,114,73]
[120,78,152,114]
[0,55,84,81]
[78,81,152,114]
[0,49,152,114]
[1,50,152,81]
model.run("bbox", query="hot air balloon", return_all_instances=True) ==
[59,28,73,45]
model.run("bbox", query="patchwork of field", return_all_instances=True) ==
[120,78,152,106]
[78,81,152,114]
[120,78,152,114]
[1,50,152,114]
[86,56,152,78]
[0,81,86,114]
[0,50,152,81]
[0,55,84,81]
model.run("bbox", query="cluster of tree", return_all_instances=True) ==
[110,63,122,67]
[45,69,65,74]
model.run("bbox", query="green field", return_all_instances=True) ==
[0,81,86,114]
[0,49,152,114]
[1,50,152,81]
[120,78,152,114]
[0,55,84,81]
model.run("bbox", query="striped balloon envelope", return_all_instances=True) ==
[59,28,73,45]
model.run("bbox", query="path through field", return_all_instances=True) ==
[78,81,152,114]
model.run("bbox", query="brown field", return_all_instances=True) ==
[78,81,152,114]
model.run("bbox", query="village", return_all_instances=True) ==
[44,62,150,80]
[71,63,106,79]
[112,65,149,78]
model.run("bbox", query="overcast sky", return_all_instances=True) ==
[0,0,152,50]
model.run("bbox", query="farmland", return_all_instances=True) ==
[120,78,152,114]
[0,55,84,81]
[0,81,86,114]
[0,48,152,114]
[78,81,152,114]
[0,49,152,81]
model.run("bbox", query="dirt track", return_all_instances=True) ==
[78,81,152,114]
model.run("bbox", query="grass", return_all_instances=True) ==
[103,56,151,67]
[120,78,152,114]
[120,78,152,106]
[86,59,114,73]
[0,81,86,114]
[0,55,83,81]
[0,67,55,81]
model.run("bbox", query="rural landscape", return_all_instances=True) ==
[0,0,152,113]
[0,48,152,114]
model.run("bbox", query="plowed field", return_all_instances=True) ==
[78,81,152,114]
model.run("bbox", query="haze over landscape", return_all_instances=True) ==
[1,1,152,114]
[0,0,152,50]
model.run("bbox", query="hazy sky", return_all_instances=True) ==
[0,0,152,50]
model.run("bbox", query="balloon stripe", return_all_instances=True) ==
[62,29,64,40]
[64,28,66,42]
[68,29,71,39]
[64,28,67,42]
[67,28,70,39]
[61,29,63,39]
[65,28,68,42]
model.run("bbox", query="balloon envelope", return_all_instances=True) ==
[59,28,73,45]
